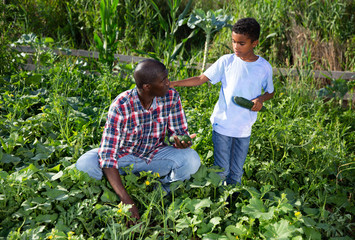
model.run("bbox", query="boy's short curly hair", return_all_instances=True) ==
[232,18,260,42]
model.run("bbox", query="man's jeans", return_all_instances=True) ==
[75,146,201,191]
[212,130,250,185]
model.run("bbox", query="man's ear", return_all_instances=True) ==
[142,83,151,92]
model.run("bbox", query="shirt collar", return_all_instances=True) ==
[132,88,157,111]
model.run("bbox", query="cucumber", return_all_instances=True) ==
[232,96,267,112]
[181,135,192,142]
[169,135,192,143]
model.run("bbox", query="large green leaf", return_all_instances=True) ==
[100,185,118,202]
[242,198,275,220]
[263,219,298,240]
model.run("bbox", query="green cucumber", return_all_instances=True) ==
[232,96,267,112]
[180,135,192,142]
[169,135,192,143]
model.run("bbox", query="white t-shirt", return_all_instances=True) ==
[204,54,274,138]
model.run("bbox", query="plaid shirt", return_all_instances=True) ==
[98,88,189,168]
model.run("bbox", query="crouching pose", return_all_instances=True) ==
[76,59,201,220]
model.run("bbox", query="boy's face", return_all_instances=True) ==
[232,32,258,60]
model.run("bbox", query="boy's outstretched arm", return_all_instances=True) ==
[251,92,274,111]
[170,74,210,88]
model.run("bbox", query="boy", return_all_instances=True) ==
[170,18,274,185]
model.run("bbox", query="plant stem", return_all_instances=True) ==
[202,32,211,73]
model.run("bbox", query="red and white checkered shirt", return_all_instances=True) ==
[98,88,189,168]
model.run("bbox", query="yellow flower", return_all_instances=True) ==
[145,180,150,185]
[117,209,122,214]
[295,211,302,218]
[155,173,160,177]
[236,236,239,239]
[279,92,284,97]
[48,236,53,240]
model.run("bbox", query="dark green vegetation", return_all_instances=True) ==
[1,0,354,239]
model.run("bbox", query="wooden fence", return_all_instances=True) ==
[12,45,355,81]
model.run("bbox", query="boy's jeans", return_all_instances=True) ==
[212,130,250,185]
[75,146,201,191]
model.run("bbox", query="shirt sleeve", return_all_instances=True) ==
[167,91,189,137]
[262,61,274,94]
[203,55,227,85]
[98,104,125,169]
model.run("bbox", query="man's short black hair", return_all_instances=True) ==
[134,59,167,89]
[232,18,260,42]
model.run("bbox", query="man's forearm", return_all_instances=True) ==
[103,168,134,204]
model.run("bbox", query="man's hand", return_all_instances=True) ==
[122,200,140,221]
[103,168,141,223]
[173,133,196,149]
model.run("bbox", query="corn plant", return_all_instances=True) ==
[94,0,120,70]
[147,0,195,64]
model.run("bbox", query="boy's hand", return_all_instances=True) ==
[251,92,274,111]
[251,98,264,111]
[169,81,176,88]
[173,133,196,149]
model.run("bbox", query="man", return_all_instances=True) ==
[76,59,201,220]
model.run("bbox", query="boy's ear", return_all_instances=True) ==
[252,39,259,48]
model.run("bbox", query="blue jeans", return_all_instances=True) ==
[75,146,201,191]
[212,130,250,185]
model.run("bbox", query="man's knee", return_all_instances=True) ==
[183,148,201,175]
[75,148,103,180]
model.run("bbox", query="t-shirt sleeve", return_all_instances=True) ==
[203,56,226,85]
[262,62,274,94]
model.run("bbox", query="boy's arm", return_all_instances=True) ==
[170,74,210,87]
[251,92,274,111]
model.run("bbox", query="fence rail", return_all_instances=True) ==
[12,45,355,80]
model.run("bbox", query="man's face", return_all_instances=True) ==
[149,70,170,97]
[232,32,258,60]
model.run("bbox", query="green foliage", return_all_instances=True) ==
[0,0,354,239]
[3,0,353,70]
[0,58,354,238]
[183,8,233,71]
[94,0,120,69]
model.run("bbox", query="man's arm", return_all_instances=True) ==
[251,92,274,111]
[99,99,140,221]
[170,74,210,87]
[103,168,140,220]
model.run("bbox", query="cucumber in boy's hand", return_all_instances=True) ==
[232,96,267,112]
[169,135,192,143]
